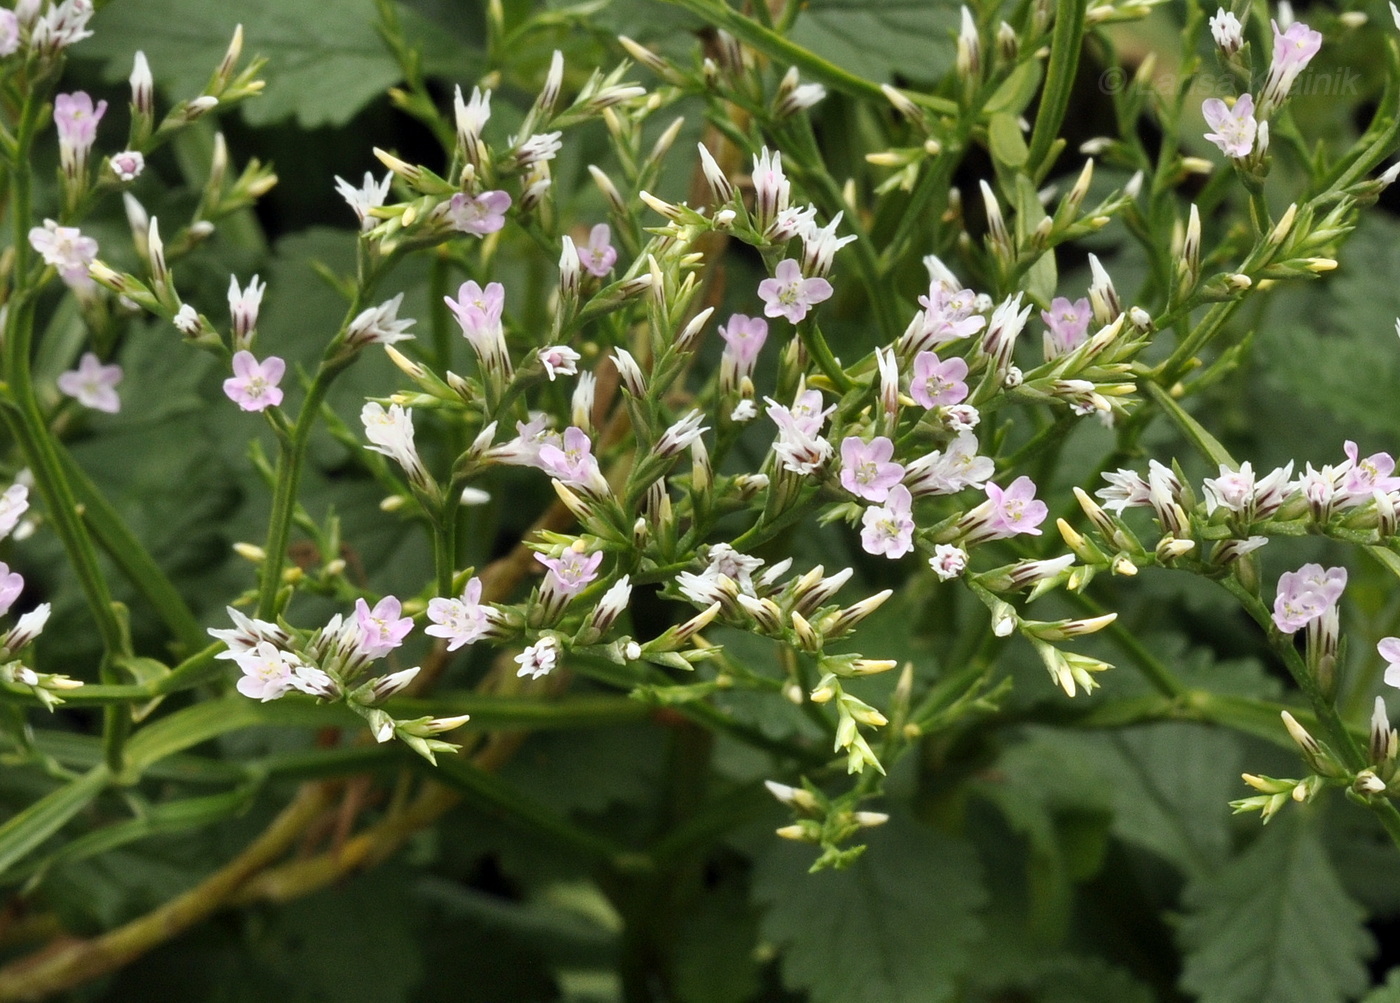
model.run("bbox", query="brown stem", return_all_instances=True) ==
[0,785,333,1002]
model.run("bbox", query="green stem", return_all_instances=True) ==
[1025,0,1086,177]
[55,447,206,654]
[659,0,956,114]
[256,365,338,619]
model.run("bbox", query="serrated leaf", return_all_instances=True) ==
[754,815,985,1003]
[84,0,408,127]
[1178,814,1374,1003]
[787,0,959,84]
[1262,214,1400,439]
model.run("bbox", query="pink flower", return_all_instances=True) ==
[860,485,915,559]
[757,258,833,324]
[718,313,768,393]
[1202,94,1257,158]
[109,150,144,182]
[839,436,904,502]
[1261,20,1323,111]
[1041,297,1091,358]
[445,189,511,235]
[581,223,617,277]
[28,219,97,287]
[538,426,608,493]
[929,544,967,581]
[445,279,510,378]
[1272,564,1346,634]
[425,578,498,651]
[0,11,18,56]
[0,562,24,617]
[223,351,285,412]
[1380,637,1400,689]
[909,351,969,409]
[537,345,580,381]
[536,548,604,596]
[961,476,1048,543]
[355,596,414,658]
[232,641,305,702]
[58,352,122,413]
[53,91,106,175]
[515,636,560,680]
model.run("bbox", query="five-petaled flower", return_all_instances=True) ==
[1202,94,1257,159]
[445,190,512,235]
[757,258,832,324]
[581,223,617,277]
[223,351,285,412]
[58,352,123,413]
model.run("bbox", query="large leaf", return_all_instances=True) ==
[84,0,415,127]
[787,0,959,85]
[1177,814,1374,1003]
[1261,214,1400,441]
[753,815,985,1003]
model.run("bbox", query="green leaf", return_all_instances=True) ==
[1261,214,1400,439]
[84,0,406,127]
[672,876,761,1003]
[1177,814,1374,1003]
[1362,969,1400,1002]
[787,0,959,85]
[0,766,108,879]
[988,114,1029,171]
[754,815,986,1003]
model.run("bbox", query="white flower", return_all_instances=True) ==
[515,636,561,680]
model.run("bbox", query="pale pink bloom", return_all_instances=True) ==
[758,258,832,324]
[233,641,305,702]
[538,345,580,381]
[943,404,980,433]
[904,284,985,354]
[718,313,768,391]
[515,636,560,679]
[0,484,29,541]
[492,414,560,468]
[334,172,393,231]
[766,387,835,475]
[0,11,18,55]
[581,223,617,277]
[355,596,414,658]
[963,476,1048,543]
[425,577,496,651]
[839,436,904,502]
[860,485,915,559]
[909,352,969,409]
[538,426,608,493]
[1260,20,1323,111]
[1339,441,1400,507]
[53,92,106,175]
[223,351,284,412]
[929,544,967,581]
[104,151,143,183]
[58,352,122,413]
[1380,637,1400,689]
[1041,297,1091,358]
[28,219,97,287]
[767,203,818,243]
[1272,564,1346,633]
[1202,94,1257,158]
[445,190,511,235]
[536,549,604,596]
[0,563,24,617]
[445,280,510,377]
